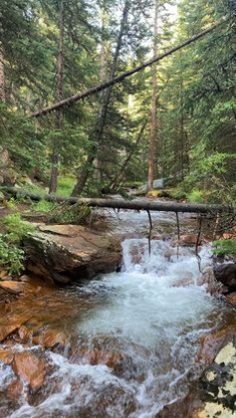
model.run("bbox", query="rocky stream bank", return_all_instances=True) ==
[0,210,235,417]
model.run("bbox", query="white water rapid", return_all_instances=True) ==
[6,236,223,418]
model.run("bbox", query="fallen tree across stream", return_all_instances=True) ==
[30,19,226,118]
[1,187,235,215]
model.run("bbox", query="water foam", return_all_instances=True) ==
[8,238,221,418]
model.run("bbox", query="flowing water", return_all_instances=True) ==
[0,209,230,417]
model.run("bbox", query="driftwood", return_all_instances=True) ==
[1,187,235,215]
[30,19,226,118]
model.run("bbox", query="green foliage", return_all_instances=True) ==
[46,203,91,224]
[0,212,35,275]
[3,213,35,244]
[186,189,204,203]
[57,176,76,197]
[0,236,24,276]
[213,239,236,257]
[31,200,56,213]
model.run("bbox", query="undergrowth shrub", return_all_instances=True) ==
[213,239,236,257]
[0,211,35,275]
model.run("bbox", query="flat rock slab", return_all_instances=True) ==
[0,281,27,295]
[24,224,122,284]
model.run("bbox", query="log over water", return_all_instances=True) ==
[2,187,235,214]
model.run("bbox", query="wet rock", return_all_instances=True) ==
[0,348,14,364]
[7,379,24,400]
[18,325,33,344]
[33,328,67,349]
[0,281,26,295]
[226,292,236,307]
[0,324,23,343]
[200,267,223,295]
[24,225,121,284]
[179,234,202,246]
[196,324,236,366]
[79,349,123,368]
[214,263,236,292]
[157,393,202,418]
[12,351,46,390]
[196,340,236,418]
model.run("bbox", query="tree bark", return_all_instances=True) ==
[49,0,65,194]
[1,186,233,214]
[94,3,109,181]
[109,121,147,191]
[72,0,129,196]
[148,0,158,190]
[30,19,225,118]
[0,48,5,102]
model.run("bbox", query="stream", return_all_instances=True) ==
[0,208,232,417]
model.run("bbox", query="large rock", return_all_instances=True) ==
[214,263,236,292]
[12,351,46,391]
[24,225,121,284]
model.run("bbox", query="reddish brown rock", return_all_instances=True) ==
[0,348,14,364]
[0,324,22,343]
[180,234,201,246]
[0,281,27,295]
[24,224,121,284]
[196,324,236,366]
[12,351,46,390]
[33,328,67,349]
[223,227,236,240]
[225,292,236,307]
[7,379,24,400]
[18,325,33,343]
[79,349,123,368]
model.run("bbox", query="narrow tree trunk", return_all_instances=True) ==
[109,121,147,191]
[49,0,64,194]
[0,48,5,102]
[180,76,185,180]
[72,0,129,196]
[147,0,158,191]
[94,2,109,181]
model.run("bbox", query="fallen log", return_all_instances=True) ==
[1,187,235,214]
[30,19,226,118]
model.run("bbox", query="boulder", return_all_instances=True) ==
[0,281,27,295]
[12,351,46,390]
[179,234,201,246]
[196,324,236,366]
[214,263,236,292]
[7,379,24,400]
[24,225,121,284]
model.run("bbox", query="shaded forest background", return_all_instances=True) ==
[0,0,235,203]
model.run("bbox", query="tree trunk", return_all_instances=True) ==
[94,2,109,181]
[72,0,129,196]
[49,0,64,194]
[1,186,233,215]
[0,48,5,102]
[148,0,158,191]
[109,121,147,191]
[31,19,225,118]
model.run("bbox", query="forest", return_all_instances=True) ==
[0,0,235,202]
[0,1,235,417]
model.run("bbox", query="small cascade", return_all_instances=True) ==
[7,237,223,418]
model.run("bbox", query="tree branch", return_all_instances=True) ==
[30,19,227,118]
